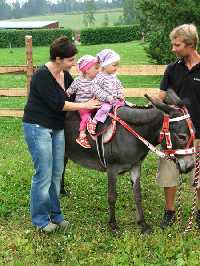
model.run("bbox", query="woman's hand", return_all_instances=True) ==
[82,99,101,109]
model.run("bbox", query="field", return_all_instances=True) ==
[9,9,123,30]
[0,40,200,265]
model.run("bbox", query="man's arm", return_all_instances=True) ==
[158,90,167,101]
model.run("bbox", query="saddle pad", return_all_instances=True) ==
[89,120,116,144]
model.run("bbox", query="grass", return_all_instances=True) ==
[2,41,199,265]
[0,117,199,265]
[0,41,151,66]
[8,9,123,30]
[0,97,26,108]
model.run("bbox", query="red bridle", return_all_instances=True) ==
[159,106,195,156]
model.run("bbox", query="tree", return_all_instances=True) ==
[137,0,200,63]
[12,1,22,19]
[0,0,12,19]
[83,0,96,27]
[102,14,109,27]
[22,0,48,16]
[122,0,137,25]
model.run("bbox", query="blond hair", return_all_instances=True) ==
[169,24,199,49]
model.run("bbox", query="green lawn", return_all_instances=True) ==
[0,118,199,265]
[8,9,123,30]
[0,41,151,66]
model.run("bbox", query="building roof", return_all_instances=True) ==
[0,21,58,29]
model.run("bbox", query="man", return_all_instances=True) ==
[157,24,200,229]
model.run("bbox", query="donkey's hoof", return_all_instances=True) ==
[141,224,153,234]
[108,222,120,235]
[138,221,153,234]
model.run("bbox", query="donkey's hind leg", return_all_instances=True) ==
[131,163,152,234]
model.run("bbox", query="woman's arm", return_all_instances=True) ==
[62,98,101,111]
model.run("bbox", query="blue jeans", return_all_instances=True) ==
[23,122,65,228]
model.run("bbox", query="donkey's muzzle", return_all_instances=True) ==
[176,156,194,174]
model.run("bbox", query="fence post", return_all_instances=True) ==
[25,35,33,96]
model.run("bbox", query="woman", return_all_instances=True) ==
[23,36,100,232]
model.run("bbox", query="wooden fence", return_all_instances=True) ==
[0,36,166,118]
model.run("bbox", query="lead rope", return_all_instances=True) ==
[176,147,200,232]
[184,145,200,233]
[177,171,183,226]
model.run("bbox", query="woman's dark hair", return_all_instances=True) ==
[50,36,78,60]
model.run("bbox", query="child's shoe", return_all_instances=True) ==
[87,119,97,135]
[76,135,91,148]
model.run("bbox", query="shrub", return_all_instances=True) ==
[146,29,175,64]
[80,25,141,45]
[0,28,72,48]
[138,0,200,63]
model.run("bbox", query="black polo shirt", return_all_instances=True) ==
[160,59,200,138]
[23,65,74,130]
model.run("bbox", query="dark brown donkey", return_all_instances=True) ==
[61,90,194,234]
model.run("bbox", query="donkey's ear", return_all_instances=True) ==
[144,94,174,114]
[164,89,184,107]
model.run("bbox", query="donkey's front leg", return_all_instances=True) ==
[107,166,118,233]
[131,164,152,234]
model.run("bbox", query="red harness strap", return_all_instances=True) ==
[160,107,195,155]
[182,106,195,148]
[108,113,146,141]
[159,115,172,149]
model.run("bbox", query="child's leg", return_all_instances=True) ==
[87,103,112,135]
[93,103,112,123]
[76,109,91,148]
[79,109,91,133]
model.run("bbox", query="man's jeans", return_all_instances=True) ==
[23,122,65,228]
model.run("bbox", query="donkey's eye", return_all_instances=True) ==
[177,133,188,142]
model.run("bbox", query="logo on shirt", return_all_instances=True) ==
[194,77,200,82]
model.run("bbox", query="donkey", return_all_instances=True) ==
[62,90,195,234]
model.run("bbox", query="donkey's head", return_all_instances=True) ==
[145,89,195,173]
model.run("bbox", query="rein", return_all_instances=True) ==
[108,112,168,159]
